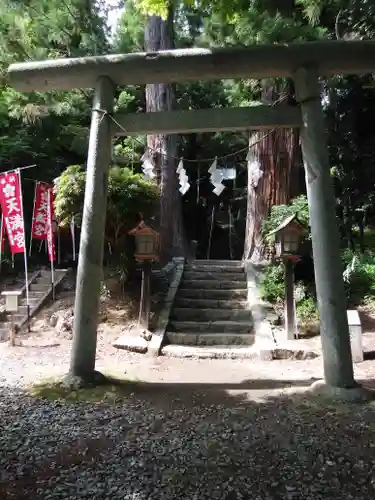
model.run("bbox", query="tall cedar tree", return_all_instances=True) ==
[144,4,187,259]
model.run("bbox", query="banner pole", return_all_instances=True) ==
[0,213,3,272]
[48,188,55,302]
[29,181,37,257]
[18,169,30,331]
[2,164,37,176]
[57,228,61,266]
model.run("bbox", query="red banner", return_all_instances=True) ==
[46,188,56,262]
[0,172,25,254]
[31,182,51,240]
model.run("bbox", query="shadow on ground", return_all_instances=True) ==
[1,376,375,500]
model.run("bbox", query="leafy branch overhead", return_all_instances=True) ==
[54,165,159,252]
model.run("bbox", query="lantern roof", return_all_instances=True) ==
[129,219,159,236]
[267,213,306,238]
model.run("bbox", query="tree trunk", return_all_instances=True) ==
[243,82,304,262]
[144,7,187,260]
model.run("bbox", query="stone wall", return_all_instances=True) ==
[148,257,185,356]
[244,261,276,349]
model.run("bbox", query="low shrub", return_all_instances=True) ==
[261,263,319,328]
[341,249,375,306]
[260,263,285,303]
[296,296,319,324]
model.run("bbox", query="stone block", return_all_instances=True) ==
[258,349,273,361]
[148,333,163,357]
[347,310,363,363]
[113,334,148,354]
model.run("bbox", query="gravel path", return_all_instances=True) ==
[1,331,375,499]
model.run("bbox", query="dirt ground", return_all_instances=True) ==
[1,291,375,395]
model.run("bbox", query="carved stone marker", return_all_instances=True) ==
[347,310,363,363]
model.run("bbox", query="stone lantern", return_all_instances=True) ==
[271,214,304,261]
[129,220,160,263]
[268,214,306,340]
[129,220,160,330]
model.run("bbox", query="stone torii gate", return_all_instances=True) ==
[8,40,375,393]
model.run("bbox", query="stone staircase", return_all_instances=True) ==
[165,260,254,348]
[0,268,68,341]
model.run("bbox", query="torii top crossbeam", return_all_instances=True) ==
[8,40,375,91]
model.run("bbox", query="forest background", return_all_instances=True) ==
[2,0,375,323]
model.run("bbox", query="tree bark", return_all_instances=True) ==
[243,82,303,262]
[144,7,187,260]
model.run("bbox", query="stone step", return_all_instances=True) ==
[35,277,53,285]
[181,280,247,290]
[167,332,255,346]
[178,288,247,300]
[168,320,252,333]
[20,295,44,305]
[175,297,248,309]
[29,283,51,292]
[189,260,243,267]
[18,298,45,309]
[186,264,244,273]
[183,271,246,281]
[161,344,256,359]
[0,328,8,341]
[28,291,46,297]
[10,314,24,323]
[171,308,252,321]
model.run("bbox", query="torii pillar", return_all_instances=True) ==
[294,67,356,389]
[69,77,114,380]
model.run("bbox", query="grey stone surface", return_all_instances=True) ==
[113,334,148,354]
[175,298,247,309]
[178,288,247,300]
[162,344,257,359]
[171,307,252,321]
[166,261,254,348]
[148,258,185,357]
[244,261,275,347]
[309,379,374,402]
[182,279,247,290]
[347,309,364,363]
[167,332,255,347]
[169,320,252,333]
[0,269,69,341]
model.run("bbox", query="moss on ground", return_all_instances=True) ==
[28,371,140,402]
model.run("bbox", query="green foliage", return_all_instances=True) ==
[54,165,159,251]
[341,249,375,305]
[54,165,86,227]
[106,165,159,238]
[260,263,285,303]
[0,0,374,285]
[296,296,319,323]
[260,262,319,325]
[261,195,310,241]
[0,0,111,178]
